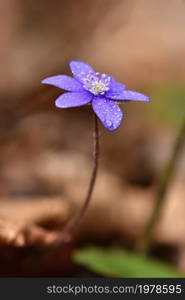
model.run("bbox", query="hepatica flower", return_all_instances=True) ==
[41,61,150,244]
[42,61,150,131]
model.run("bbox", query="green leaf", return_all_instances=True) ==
[74,247,183,278]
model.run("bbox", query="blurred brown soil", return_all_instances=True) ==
[0,110,184,276]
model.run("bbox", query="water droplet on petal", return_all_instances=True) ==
[105,120,113,128]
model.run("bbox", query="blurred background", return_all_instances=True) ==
[0,0,185,277]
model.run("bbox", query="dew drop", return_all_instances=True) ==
[105,120,113,128]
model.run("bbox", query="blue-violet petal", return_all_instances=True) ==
[55,91,92,108]
[41,75,83,92]
[92,97,123,131]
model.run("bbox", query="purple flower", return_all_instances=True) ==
[42,61,150,131]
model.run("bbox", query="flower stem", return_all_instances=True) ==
[138,118,185,254]
[53,114,99,246]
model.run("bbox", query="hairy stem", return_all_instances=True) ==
[53,114,99,246]
[138,118,185,254]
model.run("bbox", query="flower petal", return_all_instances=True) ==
[108,89,150,102]
[69,61,94,82]
[55,91,92,108]
[106,77,126,98]
[92,97,123,131]
[41,75,83,92]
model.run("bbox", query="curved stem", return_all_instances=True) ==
[138,118,185,254]
[53,114,99,246]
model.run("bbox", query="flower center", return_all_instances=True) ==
[83,72,111,95]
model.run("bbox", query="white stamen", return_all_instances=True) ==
[83,72,111,95]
